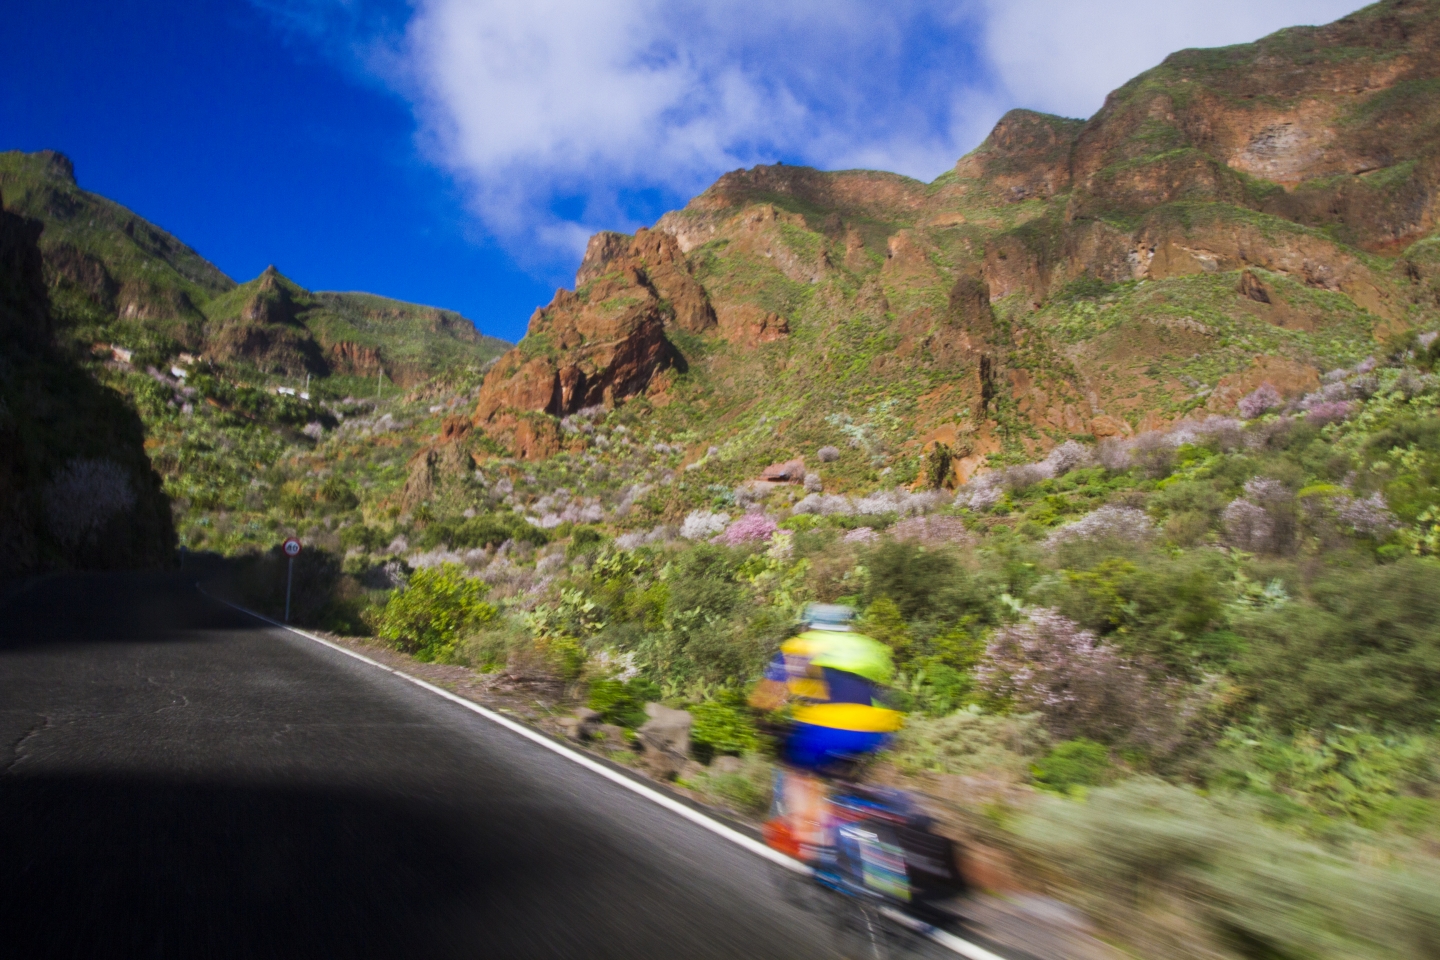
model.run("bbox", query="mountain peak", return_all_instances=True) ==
[35,150,75,185]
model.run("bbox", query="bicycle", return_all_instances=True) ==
[767,775,967,959]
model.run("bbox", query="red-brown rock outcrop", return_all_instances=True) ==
[473,229,708,453]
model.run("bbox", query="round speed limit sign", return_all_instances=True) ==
[282,537,302,557]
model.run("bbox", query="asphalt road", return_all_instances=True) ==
[0,572,954,959]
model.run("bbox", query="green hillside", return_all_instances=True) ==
[0,149,508,383]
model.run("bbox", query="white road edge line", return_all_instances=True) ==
[200,585,1003,960]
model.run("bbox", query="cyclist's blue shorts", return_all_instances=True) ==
[784,721,890,770]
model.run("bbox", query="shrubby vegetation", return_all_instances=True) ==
[374,563,495,661]
[138,306,1440,958]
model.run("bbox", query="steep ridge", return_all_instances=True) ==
[473,0,1440,481]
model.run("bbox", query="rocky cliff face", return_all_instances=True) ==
[472,229,711,455]
[478,0,1440,469]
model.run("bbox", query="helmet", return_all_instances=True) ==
[802,603,856,631]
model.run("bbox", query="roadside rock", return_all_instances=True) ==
[711,755,744,775]
[558,707,601,742]
[637,703,693,780]
[595,723,629,750]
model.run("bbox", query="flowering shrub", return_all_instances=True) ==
[978,609,1194,751]
[803,472,823,493]
[1097,437,1134,472]
[792,493,853,516]
[44,458,137,545]
[955,474,1004,511]
[1042,440,1092,475]
[1045,506,1156,549]
[1224,478,1298,553]
[1306,380,1354,405]
[817,445,841,463]
[1333,492,1398,538]
[853,488,945,516]
[680,510,730,540]
[1166,416,1242,449]
[716,512,778,545]
[1223,499,1274,552]
[615,525,672,550]
[1131,431,1175,479]
[1305,401,1353,426]
[842,527,879,545]
[1238,382,1282,419]
[855,490,902,515]
[1003,462,1055,491]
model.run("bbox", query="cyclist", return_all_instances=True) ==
[750,603,902,868]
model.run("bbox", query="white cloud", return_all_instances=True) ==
[283,0,1368,262]
[977,0,1363,120]
[386,0,995,260]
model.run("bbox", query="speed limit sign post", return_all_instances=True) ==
[282,537,302,622]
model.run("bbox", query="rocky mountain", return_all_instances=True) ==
[0,150,509,385]
[470,0,1440,483]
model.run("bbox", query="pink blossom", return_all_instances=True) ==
[1042,440,1093,475]
[716,512,778,545]
[1238,382,1282,419]
[1305,401,1353,426]
[978,609,1199,752]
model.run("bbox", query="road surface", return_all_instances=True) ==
[0,572,959,959]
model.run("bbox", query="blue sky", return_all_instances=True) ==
[3,0,1362,343]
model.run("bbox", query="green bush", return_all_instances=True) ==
[865,540,996,629]
[1235,558,1440,730]
[587,677,654,728]
[1209,726,1439,829]
[417,513,549,551]
[1035,549,1234,678]
[375,563,495,661]
[1033,739,1112,794]
[685,752,773,815]
[318,476,358,508]
[340,523,389,553]
[567,525,604,558]
[690,697,759,762]
[911,660,973,716]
